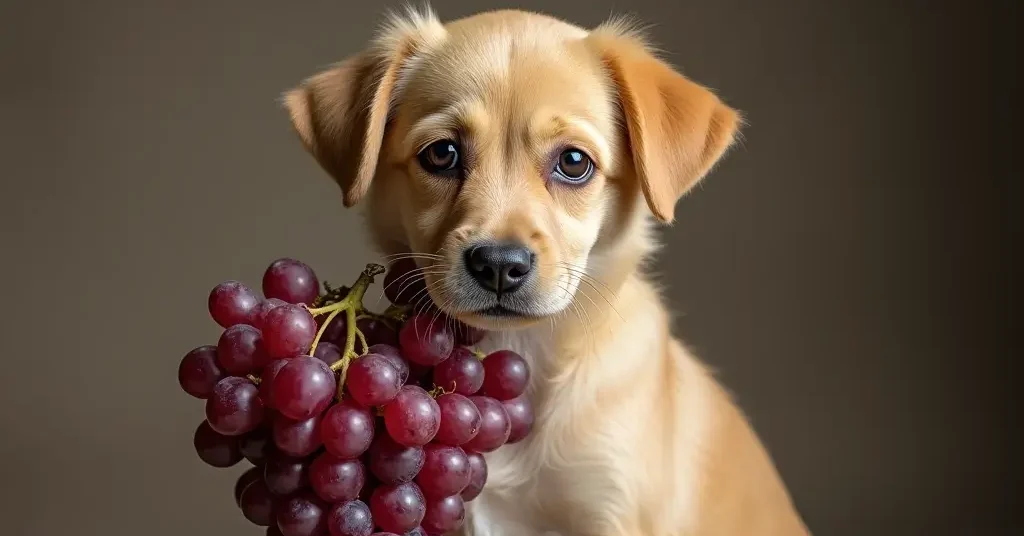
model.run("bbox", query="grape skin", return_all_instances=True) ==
[259,358,289,409]
[357,317,399,347]
[431,347,484,396]
[273,414,323,457]
[434,393,481,447]
[327,500,374,536]
[193,421,242,468]
[239,477,275,526]
[368,344,410,384]
[276,491,328,536]
[209,280,260,328]
[461,452,487,501]
[178,345,225,399]
[263,452,310,496]
[313,341,343,367]
[502,395,535,444]
[234,467,263,505]
[217,324,269,375]
[368,434,425,485]
[263,258,321,305]
[462,397,510,453]
[383,386,441,447]
[206,377,265,436]
[271,356,336,421]
[415,444,471,499]
[398,315,454,366]
[346,353,403,407]
[263,304,318,360]
[320,399,375,459]
[370,482,427,534]
[310,453,366,503]
[479,350,530,401]
[421,494,466,535]
[255,298,288,331]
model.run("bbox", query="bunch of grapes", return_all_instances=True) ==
[177,258,534,536]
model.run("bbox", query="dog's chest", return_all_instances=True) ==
[460,331,621,536]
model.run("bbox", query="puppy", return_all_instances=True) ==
[284,7,810,536]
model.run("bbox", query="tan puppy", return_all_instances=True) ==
[284,7,810,536]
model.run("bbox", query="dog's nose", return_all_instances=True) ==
[464,243,534,295]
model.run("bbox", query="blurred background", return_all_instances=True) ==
[0,1,1015,535]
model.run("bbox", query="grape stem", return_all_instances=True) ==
[304,263,385,399]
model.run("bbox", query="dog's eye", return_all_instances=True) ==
[553,148,594,184]
[417,140,461,174]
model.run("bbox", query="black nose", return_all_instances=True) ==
[464,243,534,295]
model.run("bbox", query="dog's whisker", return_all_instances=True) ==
[379,252,447,261]
[554,263,625,322]
[374,266,451,306]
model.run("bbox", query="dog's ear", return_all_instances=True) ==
[283,9,446,207]
[587,26,741,223]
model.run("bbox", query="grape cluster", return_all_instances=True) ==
[178,258,534,536]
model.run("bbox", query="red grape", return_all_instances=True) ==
[240,477,275,526]
[235,466,263,505]
[178,345,225,399]
[431,347,483,396]
[461,452,487,501]
[502,395,535,444]
[217,324,270,375]
[399,315,453,366]
[320,315,348,346]
[264,258,320,305]
[209,280,260,328]
[255,298,289,330]
[241,428,272,466]
[273,414,323,457]
[327,500,374,536]
[346,353,403,407]
[264,452,310,496]
[263,304,318,359]
[434,393,481,446]
[462,397,510,453]
[368,344,409,384]
[358,317,399,347]
[383,258,426,306]
[260,358,289,408]
[193,421,242,468]
[368,434,425,484]
[479,350,529,401]
[421,495,465,534]
[268,526,286,536]
[321,399,375,459]
[272,356,336,420]
[370,482,426,533]
[415,444,471,499]
[383,386,440,447]
[310,452,365,503]
[206,376,265,436]
[313,341,342,367]
[276,491,328,536]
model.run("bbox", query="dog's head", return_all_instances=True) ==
[284,8,740,330]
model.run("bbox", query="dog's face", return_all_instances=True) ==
[285,9,739,330]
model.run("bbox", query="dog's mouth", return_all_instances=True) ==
[475,305,531,318]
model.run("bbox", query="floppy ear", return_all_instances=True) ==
[283,9,445,207]
[587,28,742,223]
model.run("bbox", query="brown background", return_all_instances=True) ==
[0,1,1016,535]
